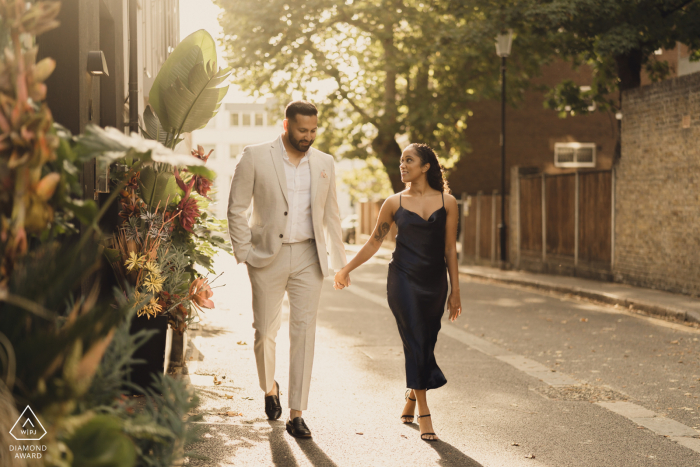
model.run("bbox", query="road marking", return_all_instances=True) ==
[344,283,700,453]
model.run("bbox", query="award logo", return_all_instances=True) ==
[9,406,46,441]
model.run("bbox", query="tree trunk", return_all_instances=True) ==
[615,49,643,91]
[372,131,403,193]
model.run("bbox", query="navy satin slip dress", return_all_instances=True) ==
[386,193,449,390]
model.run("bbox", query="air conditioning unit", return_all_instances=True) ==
[554,142,596,168]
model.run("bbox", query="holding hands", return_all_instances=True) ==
[333,267,351,290]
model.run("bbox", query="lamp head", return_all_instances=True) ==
[87,51,109,76]
[495,30,513,58]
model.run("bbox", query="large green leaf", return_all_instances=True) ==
[141,105,169,145]
[75,125,203,167]
[149,30,217,123]
[138,166,179,210]
[160,65,230,134]
[147,30,231,139]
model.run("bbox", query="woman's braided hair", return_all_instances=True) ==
[408,143,451,194]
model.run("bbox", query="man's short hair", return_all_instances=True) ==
[285,100,318,122]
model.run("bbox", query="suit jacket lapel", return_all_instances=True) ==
[308,149,321,208]
[270,139,289,206]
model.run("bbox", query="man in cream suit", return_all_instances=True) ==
[227,101,347,438]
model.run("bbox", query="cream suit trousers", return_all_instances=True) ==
[246,240,324,411]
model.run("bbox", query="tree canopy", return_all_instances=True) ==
[527,0,700,117]
[215,0,551,192]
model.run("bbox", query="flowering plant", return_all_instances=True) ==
[106,144,230,333]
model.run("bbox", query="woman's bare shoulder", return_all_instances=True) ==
[443,192,458,209]
[383,193,402,206]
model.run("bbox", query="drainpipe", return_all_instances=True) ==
[128,0,138,133]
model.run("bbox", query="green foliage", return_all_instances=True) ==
[64,414,137,467]
[215,0,550,191]
[131,373,203,467]
[83,319,156,408]
[146,29,231,149]
[158,246,192,298]
[78,316,203,467]
[525,0,700,114]
[138,166,179,210]
[340,157,394,204]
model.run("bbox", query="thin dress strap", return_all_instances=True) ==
[400,194,402,207]
[441,192,444,207]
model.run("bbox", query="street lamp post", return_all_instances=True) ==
[495,30,513,268]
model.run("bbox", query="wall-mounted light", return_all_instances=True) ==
[87,50,109,122]
[88,50,109,76]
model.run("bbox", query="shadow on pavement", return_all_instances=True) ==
[292,436,339,467]
[199,326,231,337]
[408,425,484,467]
[267,421,300,466]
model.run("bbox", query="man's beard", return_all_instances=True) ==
[289,132,314,153]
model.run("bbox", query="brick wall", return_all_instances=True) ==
[447,60,617,196]
[615,72,700,295]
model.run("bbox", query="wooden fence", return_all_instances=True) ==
[514,170,613,277]
[460,169,613,278]
[459,192,509,266]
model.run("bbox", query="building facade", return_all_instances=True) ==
[37,0,179,202]
[192,100,284,219]
[193,99,354,221]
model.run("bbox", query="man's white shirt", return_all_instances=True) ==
[280,135,314,243]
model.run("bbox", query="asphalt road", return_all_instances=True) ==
[184,252,700,467]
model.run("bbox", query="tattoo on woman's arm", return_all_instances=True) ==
[374,222,390,242]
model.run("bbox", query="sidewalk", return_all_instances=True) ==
[343,243,700,325]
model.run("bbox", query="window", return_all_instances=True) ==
[242,113,251,126]
[554,142,596,168]
[230,112,239,126]
[255,113,264,126]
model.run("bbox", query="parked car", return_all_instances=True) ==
[341,214,357,244]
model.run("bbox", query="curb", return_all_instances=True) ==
[458,269,700,326]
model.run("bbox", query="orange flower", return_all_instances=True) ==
[188,277,214,310]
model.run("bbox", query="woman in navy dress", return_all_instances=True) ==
[334,143,462,441]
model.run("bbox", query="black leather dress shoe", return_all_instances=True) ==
[264,381,282,420]
[286,417,312,438]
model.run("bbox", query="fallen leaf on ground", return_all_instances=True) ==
[356,432,363,435]
[225,395,233,399]
[237,341,247,345]
[215,411,243,416]
[580,318,588,322]
[242,396,254,400]
[511,442,520,446]
[401,435,407,439]
[525,454,535,459]
[213,376,221,385]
